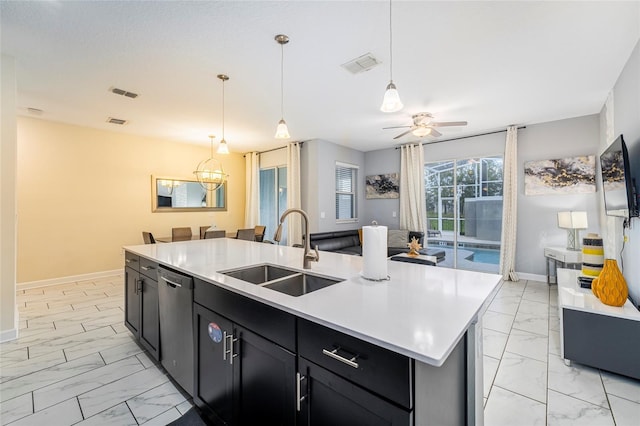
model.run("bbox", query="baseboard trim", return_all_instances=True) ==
[0,327,18,343]
[516,272,547,283]
[17,269,123,291]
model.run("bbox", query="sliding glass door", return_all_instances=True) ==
[425,156,503,273]
[259,167,287,245]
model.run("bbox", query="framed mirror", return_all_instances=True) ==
[151,175,227,212]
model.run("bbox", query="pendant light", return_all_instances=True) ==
[380,0,403,113]
[275,34,291,139]
[194,135,227,192]
[217,74,230,154]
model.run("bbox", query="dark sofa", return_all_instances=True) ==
[308,229,445,262]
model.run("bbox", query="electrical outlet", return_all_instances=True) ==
[392,211,397,218]
[320,212,325,219]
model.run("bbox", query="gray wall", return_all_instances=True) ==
[611,38,640,308]
[301,139,365,233]
[364,117,602,277]
[517,115,601,276]
[363,148,401,229]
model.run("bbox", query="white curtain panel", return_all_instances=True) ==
[287,142,302,246]
[399,144,427,233]
[499,126,520,281]
[244,152,260,228]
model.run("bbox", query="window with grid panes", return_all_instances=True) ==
[335,163,358,221]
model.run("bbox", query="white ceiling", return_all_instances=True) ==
[2,1,639,153]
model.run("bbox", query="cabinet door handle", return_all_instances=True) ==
[296,372,307,411]
[136,279,143,294]
[223,331,237,364]
[223,331,229,361]
[322,347,359,369]
[229,334,239,365]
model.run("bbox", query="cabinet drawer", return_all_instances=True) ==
[298,319,412,409]
[194,278,296,352]
[139,257,159,280]
[124,252,139,271]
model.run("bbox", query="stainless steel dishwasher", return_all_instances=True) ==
[158,266,194,396]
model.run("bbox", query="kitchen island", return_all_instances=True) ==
[124,238,501,425]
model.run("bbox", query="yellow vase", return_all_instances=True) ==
[591,276,601,298]
[595,259,628,307]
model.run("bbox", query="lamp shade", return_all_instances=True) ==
[557,211,588,229]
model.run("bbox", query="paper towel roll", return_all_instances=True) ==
[362,225,388,280]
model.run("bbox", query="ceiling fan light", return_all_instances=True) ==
[380,81,403,113]
[217,139,229,154]
[412,127,431,137]
[275,119,290,139]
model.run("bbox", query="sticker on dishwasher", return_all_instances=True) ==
[208,323,223,343]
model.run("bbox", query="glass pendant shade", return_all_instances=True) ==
[380,81,403,113]
[217,139,229,154]
[275,118,290,139]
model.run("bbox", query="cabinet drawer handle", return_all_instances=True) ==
[141,265,154,271]
[322,347,359,369]
[296,372,307,411]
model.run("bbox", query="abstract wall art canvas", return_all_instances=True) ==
[366,173,399,199]
[524,155,596,195]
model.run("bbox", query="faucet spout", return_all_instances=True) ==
[273,208,319,269]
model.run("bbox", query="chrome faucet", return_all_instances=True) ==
[273,208,319,269]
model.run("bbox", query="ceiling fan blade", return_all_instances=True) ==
[382,125,412,130]
[393,128,415,140]
[431,121,468,127]
[430,128,442,137]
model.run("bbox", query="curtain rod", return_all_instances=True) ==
[243,141,306,157]
[394,126,527,149]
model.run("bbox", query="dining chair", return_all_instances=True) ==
[172,227,192,241]
[204,230,226,239]
[142,231,156,244]
[199,226,210,239]
[254,225,266,242]
[236,228,256,241]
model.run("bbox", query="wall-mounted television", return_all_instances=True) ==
[600,134,639,219]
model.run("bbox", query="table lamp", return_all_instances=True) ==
[557,211,588,251]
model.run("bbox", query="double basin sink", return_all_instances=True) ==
[221,264,343,297]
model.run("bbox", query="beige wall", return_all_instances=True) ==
[1,55,18,339]
[17,117,246,283]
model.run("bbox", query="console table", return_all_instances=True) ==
[544,246,581,284]
[558,268,640,380]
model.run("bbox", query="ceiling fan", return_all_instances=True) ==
[383,112,468,140]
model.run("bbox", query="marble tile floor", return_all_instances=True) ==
[0,275,191,425]
[1,274,639,425]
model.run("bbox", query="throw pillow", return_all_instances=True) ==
[387,230,408,248]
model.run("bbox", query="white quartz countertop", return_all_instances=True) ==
[124,238,502,366]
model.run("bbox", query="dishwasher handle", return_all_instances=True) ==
[157,267,194,289]
[163,278,182,288]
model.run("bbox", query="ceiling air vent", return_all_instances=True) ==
[107,117,128,125]
[110,87,139,99]
[341,53,381,74]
